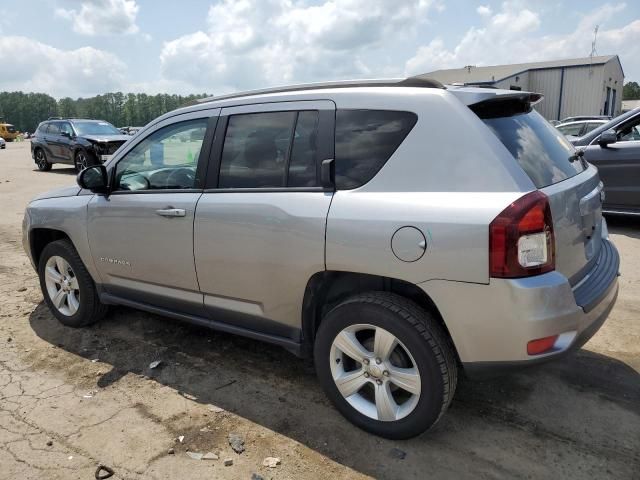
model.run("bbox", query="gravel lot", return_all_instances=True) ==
[1,141,639,480]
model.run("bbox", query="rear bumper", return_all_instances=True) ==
[420,238,620,374]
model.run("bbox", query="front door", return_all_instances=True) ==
[584,115,640,211]
[57,121,74,162]
[194,101,335,339]
[88,111,218,315]
[44,122,63,160]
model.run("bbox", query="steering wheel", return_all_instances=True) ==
[165,168,195,188]
[120,173,150,191]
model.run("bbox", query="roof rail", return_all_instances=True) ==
[197,76,444,104]
[47,116,63,120]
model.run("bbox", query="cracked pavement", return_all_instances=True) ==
[1,142,639,479]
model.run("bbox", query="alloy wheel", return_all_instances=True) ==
[330,324,421,421]
[44,256,80,316]
[36,150,47,169]
[76,152,88,171]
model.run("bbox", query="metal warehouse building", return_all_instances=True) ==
[421,55,624,121]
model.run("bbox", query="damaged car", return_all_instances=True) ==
[30,118,131,172]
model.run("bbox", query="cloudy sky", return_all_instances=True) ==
[0,0,638,98]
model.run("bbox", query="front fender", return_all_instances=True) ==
[25,195,101,283]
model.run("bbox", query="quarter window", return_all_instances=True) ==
[218,110,320,189]
[114,119,208,191]
[335,109,418,189]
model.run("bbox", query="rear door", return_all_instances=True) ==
[478,103,603,285]
[582,116,640,212]
[194,100,335,338]
[88,110,218,315]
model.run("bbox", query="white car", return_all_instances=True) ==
[556,119,608,138]
[0,137,6,149]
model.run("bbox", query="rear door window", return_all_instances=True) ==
[335,110,417,189]
[479,108,585,188]
[218,110,321,189]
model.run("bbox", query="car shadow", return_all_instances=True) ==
[28,303,640,478]
[606,214,640,240]
[34,167,77,175]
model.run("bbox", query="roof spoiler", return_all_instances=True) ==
[466,91,544,118]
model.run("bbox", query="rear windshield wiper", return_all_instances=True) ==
[568,149,585,163]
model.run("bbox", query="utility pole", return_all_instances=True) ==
[589,25,599,77]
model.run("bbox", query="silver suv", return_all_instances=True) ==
[22,78,620,439]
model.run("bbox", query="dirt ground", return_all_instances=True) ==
[0,141,638,480]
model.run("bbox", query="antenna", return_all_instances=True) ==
[589,25,599,76]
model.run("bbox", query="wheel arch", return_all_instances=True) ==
[301,271,460,363]
[29,228,71,267]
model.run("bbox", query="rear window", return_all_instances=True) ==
[480,108,585,188]
[335,109,417,189]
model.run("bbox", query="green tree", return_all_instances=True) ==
[0,90,211,132]
[623,81,640,100]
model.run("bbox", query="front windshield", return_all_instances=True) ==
[73,121,121,136]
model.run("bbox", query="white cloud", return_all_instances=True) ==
[0,36,125,97]
[159,0,437,93]
[56,0,139,36]
[406,2,638,76]
[476,5,492,17]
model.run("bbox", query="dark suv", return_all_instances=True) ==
[31,119,130,172]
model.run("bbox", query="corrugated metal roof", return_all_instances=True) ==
[421,55,619,84]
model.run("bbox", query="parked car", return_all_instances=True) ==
[30,119,130,172]
[561,115,611,123]
[0,123,19,142]
[0,137,6,149]
[556,119,608,138]
[22,79,619,439]
[570,107,640,215]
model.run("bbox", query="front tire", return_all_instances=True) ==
[38,239,107,328]
[35,149,52,171]
[74,149,95,172]
[314,292,457,439]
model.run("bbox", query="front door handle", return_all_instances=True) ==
[156,208,186,217]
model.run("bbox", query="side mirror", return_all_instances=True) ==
[61,131,70,138]
[77,164,109,194]
[598,129,617,147]
[321,158,335,190]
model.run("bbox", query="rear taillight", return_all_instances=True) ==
[490,191,555,278]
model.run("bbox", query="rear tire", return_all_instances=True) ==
[38,239,107,328]
[35,149,52,171]
[314,292,457,439]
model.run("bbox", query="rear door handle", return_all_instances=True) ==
[156,208,186,217]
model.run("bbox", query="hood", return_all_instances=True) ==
[83,134,130,143]
[32,185,81,201]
